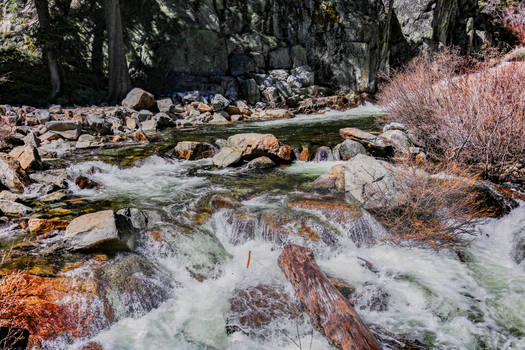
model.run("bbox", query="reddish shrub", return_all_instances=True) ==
[378,49,525,179]
[370,162,493,250]
[482,1,525,45]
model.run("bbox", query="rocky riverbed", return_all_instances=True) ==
[1,101,525,350]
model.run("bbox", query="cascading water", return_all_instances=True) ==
[24,106,525,349]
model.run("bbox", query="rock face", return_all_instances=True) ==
[1,0,486,107]
[65,210,137,252]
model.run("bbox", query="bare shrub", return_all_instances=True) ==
[0,252,31,350]
[482,0,525,44]
[370,162,492,250]
[378,49,525,179]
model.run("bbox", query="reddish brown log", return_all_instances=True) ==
[278,244,381,350]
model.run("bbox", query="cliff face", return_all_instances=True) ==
[0,0,485,105]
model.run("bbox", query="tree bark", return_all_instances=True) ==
[91,2,105,77]
[278,244,381,350]
[104,0,131,104]
[34,0,61,100]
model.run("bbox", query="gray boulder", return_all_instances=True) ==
[212,147,243,168]
[45,121,80,132]
[335,140,367,161]
[76,134,100,149]
[65,210,137,252]
[211,94,230,111]
[379,130,412,152]
[86,114,112,135]
[38,140,71,158]
[343,154,423,209]
[122,88,156,111]
[157,98,175,113]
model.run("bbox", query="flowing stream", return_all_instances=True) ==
[38,105,525,350]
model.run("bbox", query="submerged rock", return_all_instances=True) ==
[288,198,389,246]
[313,146,335,162]
[65,210,137,252]
[226,285,302,336]
[0,252,171,348]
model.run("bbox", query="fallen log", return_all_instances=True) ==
[278,244,380,350]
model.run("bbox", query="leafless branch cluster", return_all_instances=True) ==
[0,252,31,350]
[378,49,525,179]
[370,163,490,250]
[482,0,525,44]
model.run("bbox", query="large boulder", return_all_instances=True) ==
[173,141,215,160]
[227,133,292,163]
[122,88,156,111]
[65,210,137,252]
[0,153,29,193]
[343,154,427,209]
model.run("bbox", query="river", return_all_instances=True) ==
[26,105,525,350]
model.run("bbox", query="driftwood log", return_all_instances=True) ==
[278,244,380,350]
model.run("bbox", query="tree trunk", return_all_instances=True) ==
[278,244,381,350]
[34,0,61,101]
[104,0,131,104]
[91,3,105,77]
